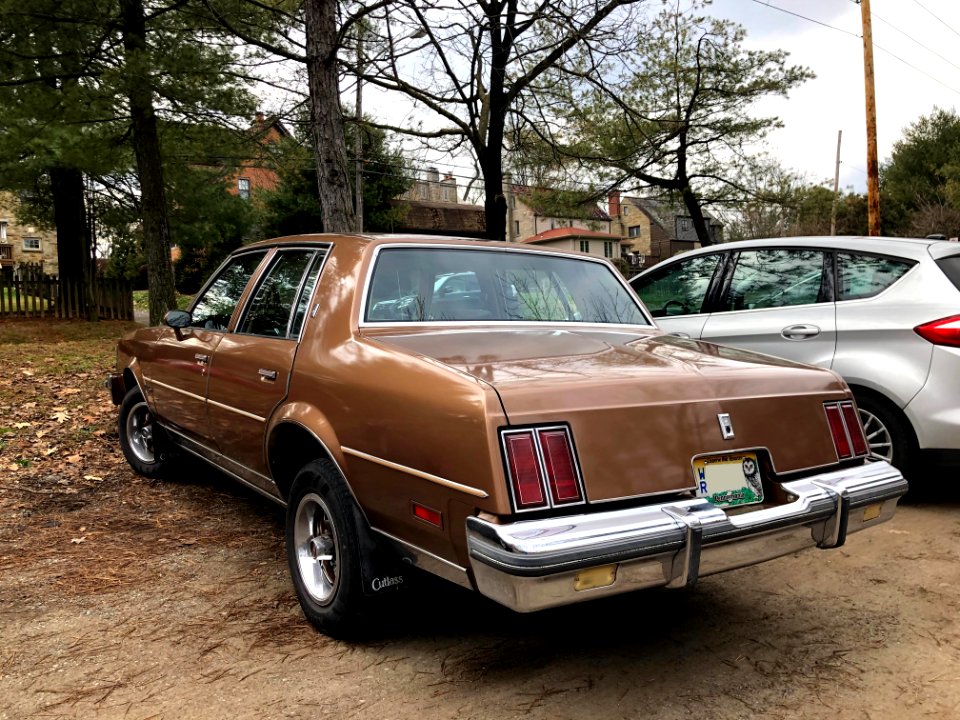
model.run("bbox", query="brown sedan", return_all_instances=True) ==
[108,235,907,637]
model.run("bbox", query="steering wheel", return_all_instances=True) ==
[662,299,689,315]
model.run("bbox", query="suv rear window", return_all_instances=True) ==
[837,253,914,301]
[937,255,960,291]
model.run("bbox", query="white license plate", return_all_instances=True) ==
[693,453,763,508]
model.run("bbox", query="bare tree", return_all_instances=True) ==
[351,0,647,240]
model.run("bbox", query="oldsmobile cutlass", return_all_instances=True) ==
[108,235,908,637]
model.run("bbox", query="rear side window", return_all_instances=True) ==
[937,255,960,291]
[724,249,827,311]
[837,253,913,300]
[631,254,722,317]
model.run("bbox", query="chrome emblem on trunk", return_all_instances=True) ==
[718,413,735,440]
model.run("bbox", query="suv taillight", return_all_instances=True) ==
[502,426,585,512]
[824,401,869,460]
[914,315,960,348]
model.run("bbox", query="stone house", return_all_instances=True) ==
[391,168,487,238]
[0,191,58,277]
[519,227,625,260]
[506,185,612,243]
[609,192,723,268]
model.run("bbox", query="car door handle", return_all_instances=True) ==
[258,368,278,382]
[194,353,209,364]
[781,324,821,340]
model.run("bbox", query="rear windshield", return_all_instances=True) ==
[937,255,960,291]
[365,247,648,325]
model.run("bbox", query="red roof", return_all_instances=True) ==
[522,227,624,244]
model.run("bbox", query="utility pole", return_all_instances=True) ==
[860,0,881,235]
[354,28,364,233]
[830,129,842,236]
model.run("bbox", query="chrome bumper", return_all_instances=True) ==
[466,461,907,612]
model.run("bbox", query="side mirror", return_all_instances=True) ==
[163,309,192,329]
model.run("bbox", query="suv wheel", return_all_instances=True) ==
[855,392,916,475]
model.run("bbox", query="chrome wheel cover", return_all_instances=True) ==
[126,401,156,464]
[859,407,894,462]
[293,492,340,605]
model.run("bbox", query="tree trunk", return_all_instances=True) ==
[121,0,176,326]
[304,0,355,233]
[681,185,715,246]
[49,166,97,320]
[481,6,509,242]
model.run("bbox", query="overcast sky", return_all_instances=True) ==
[708,0,960,192]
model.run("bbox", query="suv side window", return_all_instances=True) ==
[837,252,914,300]
[724,249,827,311]
[631,254,722,317]
[239,250,316,337]
[191,252,266,330]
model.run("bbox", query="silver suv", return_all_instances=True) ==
[630,236,960,475]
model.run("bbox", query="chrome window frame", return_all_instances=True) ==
[358,243,654,329]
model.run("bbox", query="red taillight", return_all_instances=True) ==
[504,431,547,509]
[538,429,583,504]
[502,426,584,512]
[915,315,960,347]
[825,404,852,458]
[824,401,869,460]
[840,402,869,456]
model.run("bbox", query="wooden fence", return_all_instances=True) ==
[0,269,133,320]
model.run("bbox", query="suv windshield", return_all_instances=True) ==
[365,247,648,325]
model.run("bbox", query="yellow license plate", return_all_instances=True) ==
[693,452,763,508]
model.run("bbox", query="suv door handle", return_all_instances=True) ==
[258,368,278,382]
[194,353,210,364]
[781,324,821,340]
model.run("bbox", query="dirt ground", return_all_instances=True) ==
[1,321,959,720]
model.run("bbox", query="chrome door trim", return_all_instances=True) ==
[207,397,267,423]
[341,446,489,498]
[146,378,205,403]
[371,528,472,589]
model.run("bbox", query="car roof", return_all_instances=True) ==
[642,235,947,267]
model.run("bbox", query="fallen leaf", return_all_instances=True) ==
[52,411,70,423]
[13,422,31,429]
[70,537,86,544]
[66,454,82,464]
[82,475,103,482]
[58,388,81,396]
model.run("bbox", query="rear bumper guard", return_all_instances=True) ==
[466,461,907,612]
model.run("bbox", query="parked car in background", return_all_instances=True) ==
[630,236,960,476]
[109,235,907,637]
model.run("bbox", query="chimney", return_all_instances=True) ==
[426,166,440,184]
[254,111,265,127]
[608,190,621,217]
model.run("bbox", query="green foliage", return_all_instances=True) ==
[532,2,812,242]
[258,122,411,237]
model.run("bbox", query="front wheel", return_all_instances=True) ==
[286,460,370,638]
[118,388,175,478]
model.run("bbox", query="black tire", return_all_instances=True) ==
[854,391,916,476]
[118,387,175,478]
[286,459,371,638]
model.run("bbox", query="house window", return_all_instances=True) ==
[623,206,629,215]
[418,183,428,199]
[680,218,690,231]
[0,221,6,240]
[628,225,640,238]
[579,240,590,253]
[238,177,251,200]
[23,237,41,252]
[442,185,454,202]
[514,220,520,237]
[603,241,614,258]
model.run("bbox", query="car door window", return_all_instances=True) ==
[632,254,722,317]
[238,250,316,337]
[724,249,827,311]
[190,252,266,330]
[837,252,914,300]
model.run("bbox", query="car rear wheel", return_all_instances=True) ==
[118,387,175,478]
[854,392,916,475]
[286,459,370,638]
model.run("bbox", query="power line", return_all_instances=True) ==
[848,0,960,75]
[749,0,960,96]
[910,0,960,42]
